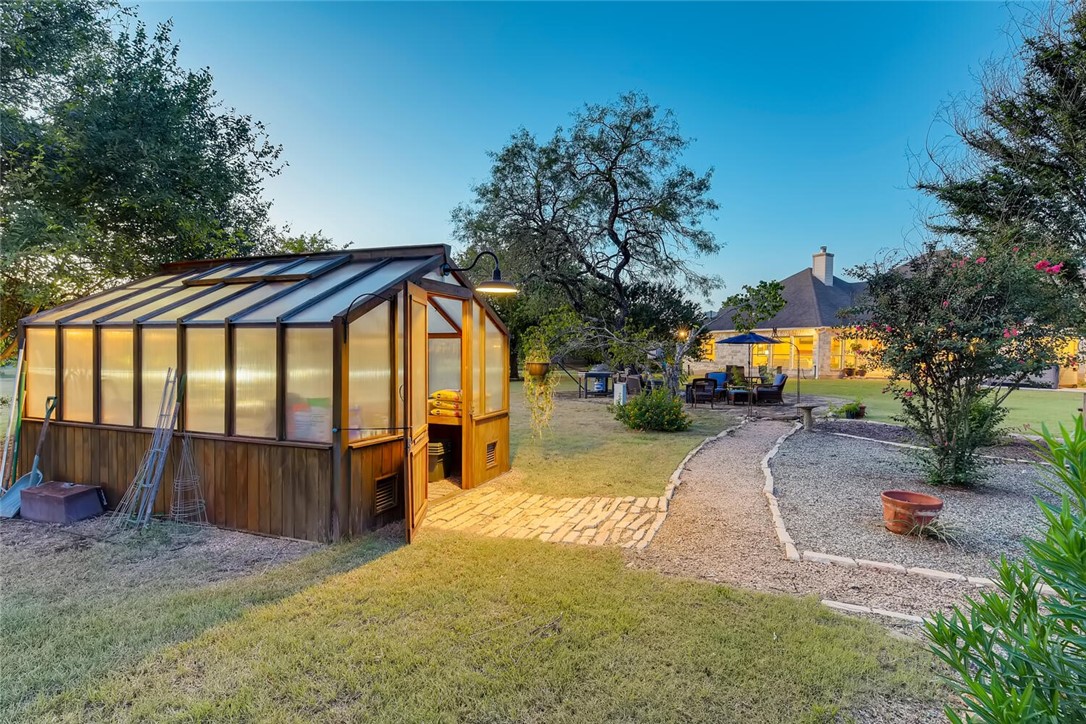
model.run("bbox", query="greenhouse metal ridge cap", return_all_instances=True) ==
[159,243,453,272]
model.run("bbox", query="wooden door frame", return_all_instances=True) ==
[404,282,429,542]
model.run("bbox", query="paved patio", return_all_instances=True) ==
[425,489,666,548]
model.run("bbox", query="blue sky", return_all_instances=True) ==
[138,1,1023,303]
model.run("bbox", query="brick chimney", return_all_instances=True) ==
[812,246,834,286]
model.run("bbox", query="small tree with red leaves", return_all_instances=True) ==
[845,241,1080,486]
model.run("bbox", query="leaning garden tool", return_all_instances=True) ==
[0,344,25,492]
[0,396,57,518]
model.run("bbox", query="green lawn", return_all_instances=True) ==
[15,528,939,723]
[505,379,737,498]
[793,378,1083,432]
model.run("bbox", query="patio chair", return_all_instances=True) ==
[689,378,716,408]
[705,371,729,401]
[754,373,788,405]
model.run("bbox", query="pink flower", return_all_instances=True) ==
[884,325,892,332]
[1003,330,1011,338]
[975,256,987,264]
[1035,260,1051,270]
[1013,246,1020,253]
[904,391,914,398]
[1048,262,1064,274]
[941,300,949,308]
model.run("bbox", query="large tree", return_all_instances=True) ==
[452,92,720,330]
[919,3,1086,263]
[1,1,286,358]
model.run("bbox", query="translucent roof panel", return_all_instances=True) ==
[225,260,299,278]
[280,257,346,277]
[100,285,214,324]
[143,283,257,322]
[428,302,456,334]
[186,263,236,282]
[29,273,191,323]
[234,262,380,323]
[424,270,462,286]
[190,281,294,322]
[200,261,271,280]
[286,259,431,323]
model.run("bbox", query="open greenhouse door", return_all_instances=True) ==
[404,282,429,542]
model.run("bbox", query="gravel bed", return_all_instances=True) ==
[773,429,1058,578]
[822,419,1044,462]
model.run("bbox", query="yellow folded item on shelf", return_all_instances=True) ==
[428,399,462,411]
[431,389,462,402]
[429,408,461,417]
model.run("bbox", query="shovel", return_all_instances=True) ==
[0,396,57,518]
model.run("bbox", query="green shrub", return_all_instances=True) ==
[969,398,1008,447]
[925,416,1086,722]
[612,389,692,432]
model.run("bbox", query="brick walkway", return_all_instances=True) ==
[425,489,667,549]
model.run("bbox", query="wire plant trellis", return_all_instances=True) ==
[111,368,183,531]
[169,433,207,525]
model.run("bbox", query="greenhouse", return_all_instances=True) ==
[13,244,511,542]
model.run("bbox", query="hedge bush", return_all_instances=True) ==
[612,389,692,432]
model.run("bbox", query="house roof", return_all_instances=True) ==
[21,244,465,327]
[707,268,866,332]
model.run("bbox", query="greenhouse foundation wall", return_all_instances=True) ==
[15,420,406,541]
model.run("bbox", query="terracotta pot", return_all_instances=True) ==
[881,490,944,534]
[525,361,550,378]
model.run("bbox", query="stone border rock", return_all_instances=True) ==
[761,422,804,561]
[637,418,748,551]
[821,599,928,624]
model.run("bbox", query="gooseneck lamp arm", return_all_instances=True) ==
[441,250,502,277]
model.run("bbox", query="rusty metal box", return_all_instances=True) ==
[20,482,106,524]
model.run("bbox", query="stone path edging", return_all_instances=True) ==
[821,599,928,624]
[760,422,804,561]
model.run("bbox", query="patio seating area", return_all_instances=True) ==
[683,368,790,409]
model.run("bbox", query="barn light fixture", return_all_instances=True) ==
[442,251,518,295]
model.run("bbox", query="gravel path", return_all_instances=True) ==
[630,421,982,616]
[773,430,1057,578]
[825,419,1043,462]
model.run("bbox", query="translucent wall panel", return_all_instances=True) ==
[235,328,277,438]
[427,302,456,334]
[285,328,332,443]
[431,296,463,328]
[473,303,484,414]
[428,338,461,396]
[186,327,225,434]
[348,304,392,441]
[24,328,55,418]
[485,316,505,413]
[100,328,134,425]
[140,327,176,427]
[410,297,426,431]
[61,328,93,422]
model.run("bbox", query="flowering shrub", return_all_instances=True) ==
[845,242,1079,485]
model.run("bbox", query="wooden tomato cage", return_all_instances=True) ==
[15,244,511,542]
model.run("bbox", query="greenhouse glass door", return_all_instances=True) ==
[405,282,429,542]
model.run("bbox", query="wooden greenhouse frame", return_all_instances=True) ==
[14,244,511,542]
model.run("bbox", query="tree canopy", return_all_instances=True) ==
[920,4,1086,263]
[452,92,720,330]
[0,1,317,358]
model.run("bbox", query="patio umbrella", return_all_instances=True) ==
[716,333,781,413]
